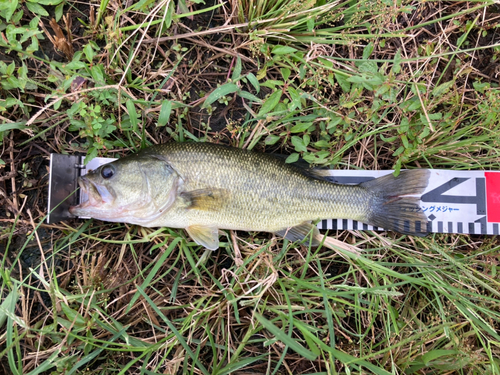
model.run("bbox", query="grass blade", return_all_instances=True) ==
[202,83,239,108]
[254,312,317,361]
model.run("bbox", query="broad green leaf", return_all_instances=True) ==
[401,134,409,148]
[246,72,260,93]
[0,0,18,22]
[256,66,267,80]
[1,77,19,90]
[428,112,442,120]
[18,63,27,82]
[29,15,39,29]
[299,64,306,80]
[258,90,281,116]
[290,122,313,133]
[272,45,298,55]
[335,73,350,92]
[418,126,430,139]
[260,80,284,90]
[341,99,361,109]
[128,0,154,11]
[65,60,86,70]
[164,0,174,29]
[231,56,242,81]
[90,64,105,85]
[203,83,239,108]
[348,74,384,89]
[254,312,317,361]
[303,151,329,164]
[6,61,15,76]
[55,2,64,21]
[158,100,172,126]
[411,82,427,94]
[84,146,99,165]
[126,99,138,131]
[393,49,402,74]
[432,80,454,97]
[375,83,391,96]
[5,25,24,47]
[393,146,404,156]
[19,27,41,45]
[12,9,23,24]
[307,17,314,31]
[285,153,299,163]
[288,87,301,111]
[28,0,63,5]
[291,136,307,152]
[362,42,374,59]
[407,97,421,111]
[473,81,489,93]
[399,117,409,133]
[238,90,261,103]
[359,61,378,74]
[280,67,291,81]
[25,2,49,16]
[176,0,190,13]
[83,44,94,62]
[314,140,329,148]
[265,134,280,145]
[327,116,342,129]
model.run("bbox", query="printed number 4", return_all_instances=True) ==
[421,177,486,215]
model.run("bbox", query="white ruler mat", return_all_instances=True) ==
[79,158,500,235]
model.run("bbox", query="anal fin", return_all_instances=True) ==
[276,222,321,247]
[186,225,219,250]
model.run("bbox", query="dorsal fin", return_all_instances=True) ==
[270,154,333,182]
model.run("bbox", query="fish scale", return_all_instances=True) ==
[145,143,370,232]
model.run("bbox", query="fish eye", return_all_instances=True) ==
[101,165,115,179]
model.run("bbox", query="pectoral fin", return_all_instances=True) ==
[276,222,321,247]
[186,225,220,250]
[181,188,227,211]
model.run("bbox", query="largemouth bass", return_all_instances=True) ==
[69,142,430,250]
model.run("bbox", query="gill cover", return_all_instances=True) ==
[70,155,181,224]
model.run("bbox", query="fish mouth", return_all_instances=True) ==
[68,176,104,215]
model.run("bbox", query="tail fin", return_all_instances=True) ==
[361,169,430,236]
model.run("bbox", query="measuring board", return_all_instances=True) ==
[318,170,500,235]
[48,155,500,235]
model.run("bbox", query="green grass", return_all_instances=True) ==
[1,0,500,373]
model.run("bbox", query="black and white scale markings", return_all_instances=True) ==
[49,155,500,235]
